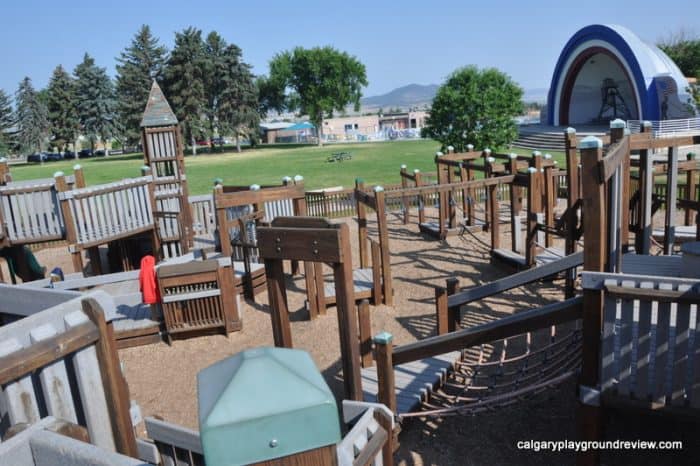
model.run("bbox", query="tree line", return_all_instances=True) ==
[0,25,369,156]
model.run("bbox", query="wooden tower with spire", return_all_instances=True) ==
[140,80,193,258]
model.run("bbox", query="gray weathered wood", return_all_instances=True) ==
[29,324,78,424]
[63,310,116,451]
[0,339,41,426]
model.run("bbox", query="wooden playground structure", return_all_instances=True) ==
[1,110,700,465]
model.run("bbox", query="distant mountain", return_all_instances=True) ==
[361,84,438,110]
[358,83,549,112]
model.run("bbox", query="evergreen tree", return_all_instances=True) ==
[15,77,49,155]
[46,65,78,151]
[116,25,167,146]
[74,53,118,153]
[0,89,14,154]
[217,44,259,152]
[203,31,228,144]
[163,27,207,154]
[203,32,259,152]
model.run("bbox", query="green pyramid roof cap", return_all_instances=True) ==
[197,347,340,465]
[140,80,178,127]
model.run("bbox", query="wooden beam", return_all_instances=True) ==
[392,298,582,366]
[0,321,98,385]
[82,298,138,458]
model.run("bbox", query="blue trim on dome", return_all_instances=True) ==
[547,24,661,124]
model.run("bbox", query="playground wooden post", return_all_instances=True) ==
[435,286,448,335]
[70,165,101,273]
[685,152,697,226]
[664,144,679,254]
[464,144,475,226]
[487,168,500,250]
[400,165,410,224]
[635,121,653,254]
[543,154,556,248]
[358,299,373,368]
[483,149,493,231]
[54,172,83,273]
[141,166,161,260]
[414,170,425,225]
[526,154,544,267]
[355,178,370,268]
[508,154,522,253]
[446,148,457,229]
[374,187,393,306]
[578,136,606,466]
[258,218,363,401]
[374,332,396,414]
[609,119,630,252]
[564,128,579,297]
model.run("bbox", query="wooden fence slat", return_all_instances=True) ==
[29,323,78,424]
[617,280,635,397]
[653,283,672,404]
[0,338,41,426]
[635,281,654,400]
[63,310,116,452]
[672,285,691,406]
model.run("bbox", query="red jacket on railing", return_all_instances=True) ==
[139,255,161,304]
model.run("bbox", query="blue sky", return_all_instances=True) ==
[1,0,697,99]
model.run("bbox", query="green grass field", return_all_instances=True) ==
[8,141,565,194]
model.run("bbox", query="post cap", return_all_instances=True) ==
[566,127,576,134]
[73,164,82,170]
[487,156,495,163]
[527,167,538,174]
[282,176,292,182]
[467,144,474,151]
[509,153,518,159]
[532,150,542,157]
[543,153,552,160]
[198,348,341,466]
[293,175,303,182]
[213,177,223,185]
[483,148,491,154]
[623,128,631,136]
[642,120,652,128]
[413,169,420,174]
[373,332,393,344]
[249,184,261,191]
[447,145,454,152]
[355,177,364,184]
[53,171,64,178]
[609,119,626,129]
[400,164,407,169]
[374,186,384,193]
[435,151,443,157]
[580,136,603,149]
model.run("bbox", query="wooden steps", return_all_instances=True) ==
[324,268,374,302]
[361,351,461,414]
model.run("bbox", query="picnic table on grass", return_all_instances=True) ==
[327,151,353,162]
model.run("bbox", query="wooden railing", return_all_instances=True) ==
[373,297,583,413]
[58,175,155,249]
[0,289,137,457]
[0,179,66,245]
[583,271,700,410]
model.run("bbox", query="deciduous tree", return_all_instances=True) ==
[422,66,523,151]
[265,46,367,146]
